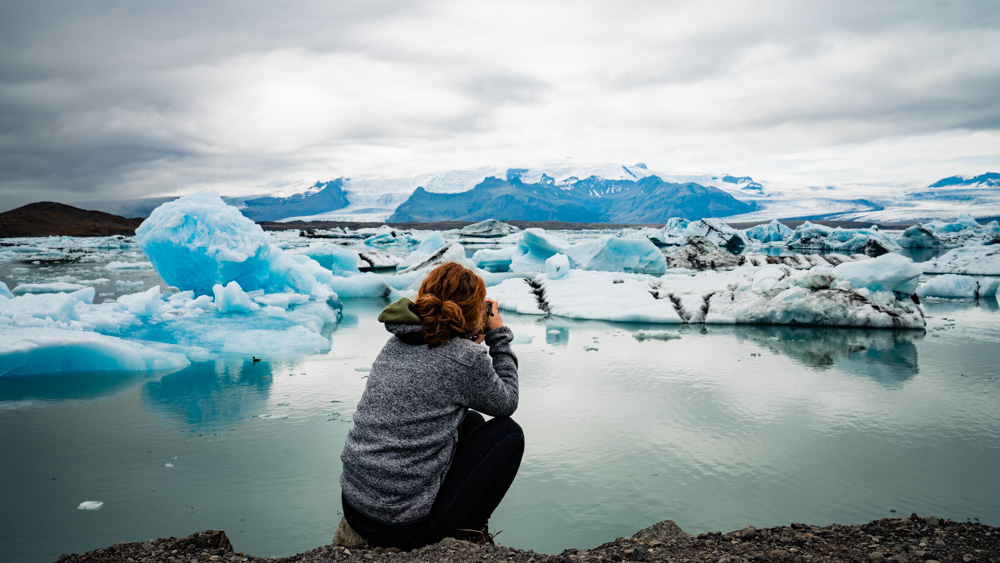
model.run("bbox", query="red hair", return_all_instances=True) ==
[413,262,488,347]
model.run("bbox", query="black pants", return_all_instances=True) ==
[342,411,524,549]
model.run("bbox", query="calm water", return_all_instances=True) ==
[2,297,999,562]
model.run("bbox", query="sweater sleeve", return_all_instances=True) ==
[458,326,519,417]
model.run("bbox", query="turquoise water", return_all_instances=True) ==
[2,298,999,562]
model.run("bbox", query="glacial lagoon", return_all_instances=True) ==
[1,221,999,562]
[2,296,999,561]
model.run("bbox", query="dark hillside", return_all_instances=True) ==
[0,201,142,237]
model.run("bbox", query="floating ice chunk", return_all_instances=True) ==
[77,501,103,511]
[540,271,683,324]
[10,267,30,274]
[664,237,742,270]
[164,462,174,468]
[546,253,570,279]
[897,225,943,248]
[0,281,12,299]
[12,282,87,295]
[212,281,259,313]
[705,283,924,329]
[295,242,362,276]
[684,218,749,251]
[472,247,517,271]
[115,280,145,290]
[105,261,153,270]
[788,223,899,256]
[511,229,666,274]
[136,192,339,301]
[364,229,420,249]
[632,330,682,341]
[2,288,95,324]
[567,236,667,275]
[396,241,470,274]
[917,275,993,299]
[458,219,519,238]
[327,273,394,299]
[356,248,402,271]
[0,326,190,376]
[832,253,922,295]
[488,278,546,315]
[252,292,310,309]
[258,413,288,420]
[744,219,793,243]
[510,229,569,274]
[922,245,1000,275]
[118,286,162,317]
[397,232,446,270]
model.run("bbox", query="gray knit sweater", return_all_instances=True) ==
[339,299,519,524]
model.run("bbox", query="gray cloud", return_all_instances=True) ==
[1,0,999,211]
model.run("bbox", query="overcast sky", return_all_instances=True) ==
[1,0,999,211]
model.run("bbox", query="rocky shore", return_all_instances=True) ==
[56,515,999,563]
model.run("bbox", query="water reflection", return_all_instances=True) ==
[141,359,273,431]
[0,370,155,406]
[544,324,570,346]
[728,325,923,387]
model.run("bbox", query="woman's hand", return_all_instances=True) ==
[485,299,503,332]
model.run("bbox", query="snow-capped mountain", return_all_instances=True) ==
[84,164,1000,224]
[387,169,757,223]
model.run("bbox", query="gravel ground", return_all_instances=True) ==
[56,514,999,563]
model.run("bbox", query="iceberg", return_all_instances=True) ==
[683,218,749,251]
[922,244,1000,275]
[744,219,794,244]
[12,282,88,295]
[135,192,338,299]
[787,222,900,256]
[1,194,345,375]
[0,326,190,377]
[917,274,1000,300]
[509,229,666,275]
[294,242,362,276]
[456,219,519,238]
[663,237,742,270]
[488,254,924,329]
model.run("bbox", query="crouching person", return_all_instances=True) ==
[340,262,523,548]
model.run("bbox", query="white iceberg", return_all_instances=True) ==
[922,244,1000,275]
[12,282,87,295]
[917,274,1000,299]
[77,501,104,511]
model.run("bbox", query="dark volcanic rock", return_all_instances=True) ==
[55,515,1000,563]
[0,201,142,237]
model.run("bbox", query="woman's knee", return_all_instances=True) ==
[490,417,524,449]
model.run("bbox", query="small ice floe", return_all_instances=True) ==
[354,366,371,372]
[632,330,682,341]
[77,501,103,511]
[12,282,87,295]
[547,329,561,335]
[105,260,153,271]
[164,462,174,468]
[115,279,145,289]
[258,413,289,420]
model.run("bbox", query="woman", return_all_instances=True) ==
[340,262,523,548]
